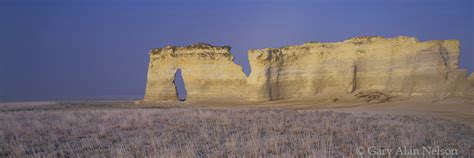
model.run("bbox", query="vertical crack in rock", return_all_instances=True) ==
[351,66,357,93]
[265,59,274,100]
[270,49,284,100]
[438,45,450,81]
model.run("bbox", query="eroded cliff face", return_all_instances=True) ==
[143,43,247,102]
[142,36,473,103]
[247,36,471,101]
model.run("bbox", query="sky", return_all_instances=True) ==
[1,0,473,101]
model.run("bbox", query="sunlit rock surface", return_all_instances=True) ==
[143,43,247,102]
[142,36,474,103]
[469,73,474,89]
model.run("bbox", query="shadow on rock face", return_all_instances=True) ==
[355,91,391,103]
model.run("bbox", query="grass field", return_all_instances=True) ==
[0,102,472,157]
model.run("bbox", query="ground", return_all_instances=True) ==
[0,97,472,157]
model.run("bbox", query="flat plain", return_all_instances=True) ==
[0,97,472,157]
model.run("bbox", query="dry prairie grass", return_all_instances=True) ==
[0,107,472,157]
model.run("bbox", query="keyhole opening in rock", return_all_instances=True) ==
[173,69,187,101]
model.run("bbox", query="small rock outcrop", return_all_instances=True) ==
[469,73,474,86]
[141,36,474,103]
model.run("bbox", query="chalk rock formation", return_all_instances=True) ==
[247,36,471,101]
[142,36,474,103]
[143,43,247,102]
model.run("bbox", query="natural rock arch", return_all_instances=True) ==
[143,43,248,102]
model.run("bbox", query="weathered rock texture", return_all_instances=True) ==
[143,43,247,102]
[142,36,474,103]
[247,36,473,101]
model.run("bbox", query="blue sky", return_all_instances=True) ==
[1,0,472,101]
